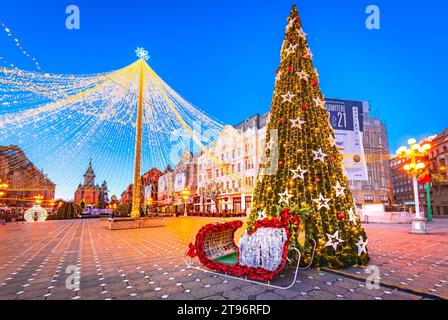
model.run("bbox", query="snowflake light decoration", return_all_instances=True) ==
[135,47,149,61]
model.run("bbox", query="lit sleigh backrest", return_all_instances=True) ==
[239,227,288,272]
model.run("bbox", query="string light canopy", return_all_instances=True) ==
[0,49,223,199]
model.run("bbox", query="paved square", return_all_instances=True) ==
[1,217,447,300]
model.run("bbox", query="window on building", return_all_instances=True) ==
[364,195,374,203]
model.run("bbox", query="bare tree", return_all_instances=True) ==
[202,181,223,213]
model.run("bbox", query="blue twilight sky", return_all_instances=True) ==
[1,0,447,151]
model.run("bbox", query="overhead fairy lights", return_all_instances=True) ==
[0,20,42,71]
[0,58,224,199]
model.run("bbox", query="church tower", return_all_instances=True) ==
[83,160,96,187]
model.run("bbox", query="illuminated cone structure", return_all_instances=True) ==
[247,5,369,268]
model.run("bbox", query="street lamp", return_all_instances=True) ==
[181,188,190,217]
[146,197,153,214]
[396,138,431,234]
[34,195,44,205]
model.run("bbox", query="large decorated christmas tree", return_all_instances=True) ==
[247,5,369,269]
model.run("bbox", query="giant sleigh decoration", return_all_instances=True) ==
[184,218,316,289]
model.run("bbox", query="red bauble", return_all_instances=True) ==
[279,117,285,123]
[309,214,315,220]
[278,161,284,166]
[302,104,309,110]
[275,69,279,74]
[337,212,345,221]
[312,80,319,88]
[289,37,293,41]
[315,178,321,183]
[287,66,293,72]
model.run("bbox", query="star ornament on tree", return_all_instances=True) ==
[356,236,368,255]
[278,189,294,205]
[265,137,275,151]
[297,28,307,38]
[297,70,309,81]
[257,209,266,220]
[325,230,345,251]
[285,19,295,30]
[312,148,328,162]
[281,91,296,103]
[285,44,298,56]
[290,116,306,129]
[313,193,331,210]
[304,47,313,60]
[290,165,308,180]
[313,97,326,109]
[329,134,337,147]
[333,181,346,198]
[348,208,358,226]
[275,71,282,83]
[135,47,149,61]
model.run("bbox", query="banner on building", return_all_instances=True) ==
[326,99,368,181]
[174,172,186,192]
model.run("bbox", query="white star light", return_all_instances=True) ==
[290,165,308,180]
[312,148,327,162]
[329,134,337,147]
[348,208,358,226]
[290,116,306,129]
[325,231,345,251]
[297,70,309,81]
[265,138,275,151]
[281,91,296,103]
[304,47,313,60]
[275,71,282,83]
[285,44,298,56]
[297,28,307,38]
[356,236,368,255]
[313,194,331,210]
[278,189,294,205]
[333,181,346,198]
[286,19,295,30]
[257,209,266,220]
[135,47,149,61]
[313,97,326,109]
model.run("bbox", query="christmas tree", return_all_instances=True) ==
[247,5,369,269]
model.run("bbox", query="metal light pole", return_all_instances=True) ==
[425,182,432,222]
[131,49,149,219]
[396,138,431,234]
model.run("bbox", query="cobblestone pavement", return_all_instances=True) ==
[0,217,446,300]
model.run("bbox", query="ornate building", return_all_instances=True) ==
[0,145,55,207]
[120,167,163,207]
[428,128,448,216]
[74,161,103,207]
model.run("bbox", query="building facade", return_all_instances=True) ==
[428,128,448,216]
[155,99,392,215]
[158,151,197,213]
[196,114,267,214]
[349,113,393,206]
[0,145,56,207]
[120,167,163,207]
